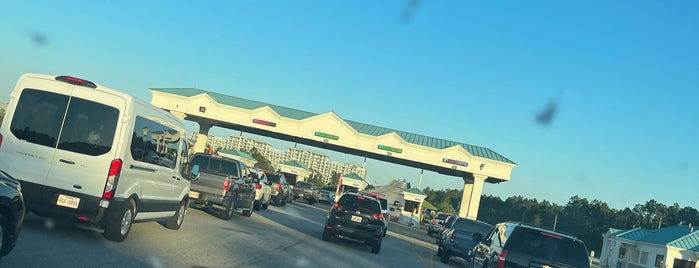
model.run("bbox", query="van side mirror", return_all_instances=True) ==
[190,165,200,181]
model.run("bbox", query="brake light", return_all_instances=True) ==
[102,159,123,199]
[497,249,509,268]
[276,184,281,191]
[357,196,365,200]
[540,231,563,239]
[0,133,3,148]
[373,213,384,221]
[332,203,343,210]
[255,183,262,190]
[223,178,231,191]
[55,75,97,88]
[450,232,457,240]
[432,219,436,225]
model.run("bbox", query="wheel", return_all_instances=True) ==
[262,196,269,209]
[383,228,387,237]
[437,246,443,256]
[242,199,254,217]
[281,199,286,206]
[440,250,450,263]
[253,200,261,211]
[166,200,187,230]
[275,197,282,206]
[0,214,6,256]
[321,229,332,241]
[220,194,237,220]
[371,238,382,254]
[104,200,135,242]
[308,199,314,205]
[427,229,433,236]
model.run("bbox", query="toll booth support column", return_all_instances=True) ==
[458,174,487,220]
[192,122,213,153]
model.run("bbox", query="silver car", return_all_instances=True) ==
[317,190,334,203]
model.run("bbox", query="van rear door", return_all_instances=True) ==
[46,86,124,212]
[1,77,74,204]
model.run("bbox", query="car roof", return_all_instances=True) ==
[503,222,582,241]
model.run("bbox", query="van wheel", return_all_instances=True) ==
[220,194,237,221]
[166,200,187,230]
[242,200,254,217]
[104,200,135,242]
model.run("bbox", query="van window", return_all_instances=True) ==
[130,116,181,169]
[10,88,119,156]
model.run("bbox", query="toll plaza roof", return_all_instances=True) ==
[150,88,517,183]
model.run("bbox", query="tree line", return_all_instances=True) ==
[423,187,699,256]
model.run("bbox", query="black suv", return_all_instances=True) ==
[321,192,385,254]
[470,222,590,268]
[0,169,25,260]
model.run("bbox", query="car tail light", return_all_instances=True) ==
[432,219,436,225]
[497,249,509,268]
[0,133,3,148]
[223,178,231,191]
[373,213,384,221]
[276,184,281,191]
[357,196,365,200]
[540,231,563,239]
[255,183,262,190]
[55,75,97,88]
[450,232,457,240]
[102,159,123,199]
[332,203,343,210]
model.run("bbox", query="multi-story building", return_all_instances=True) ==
[191,133,366,183]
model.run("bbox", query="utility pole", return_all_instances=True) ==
[418,169,424,189]
[553,213,558,232]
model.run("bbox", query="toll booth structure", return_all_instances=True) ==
[398,188,427,226]
[278,160,312,186]
[217,149,258,168]
[339,173,368,193]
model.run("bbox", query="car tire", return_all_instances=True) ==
[104,200,135,242]
[242,199,254,217]
[437,246,442,257]
[440,250,450,263]
[262,199,269,210]
[166,200,187,230]
[371,238,382,254]
[276,198,282,206]
[427,229,433,236]
[321,228,332,241]
[253,200,261,211]
[0,214,6,257]
[220,194,237,220]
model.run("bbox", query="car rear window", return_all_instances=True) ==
[506,228,589,268]
[436,213,450,221]
[296,181,313,189]
[190,156,240,177]
[267,173,281,182]
[453,219,492,235]
[339,195,381,214]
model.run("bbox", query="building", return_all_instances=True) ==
[193,132,365,183]
[600,225,699,268]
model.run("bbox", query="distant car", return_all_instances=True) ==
[266,171,291,206]
[293,181,317,205]
[435,215,457,247]
[470,222,591,268]
[438,217,492,264]
[317,190,334,204]
[0,169,24,260]
[249,169,272,210]
[322,192,385,254]
[427,212,452,236]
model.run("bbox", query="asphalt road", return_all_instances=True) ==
[2,198,468,267]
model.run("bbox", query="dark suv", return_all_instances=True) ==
[438,217,492,264]
[293,181,317,205]
[266,171,291,206]
[321,192,385,254]
[470,222,590,268]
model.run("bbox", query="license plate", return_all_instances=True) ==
[188,191,200,198]
[351,215,362,223]
[57,194,80,209]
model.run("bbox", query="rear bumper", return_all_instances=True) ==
[188,189,226,206]
[444,242,475,260]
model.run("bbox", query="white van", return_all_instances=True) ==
[0,73,194,242]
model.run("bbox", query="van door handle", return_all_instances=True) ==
[59,159,75,165]
[129,165,157,172]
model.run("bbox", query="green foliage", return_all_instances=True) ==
[244,147,274,171]
[424,188,699,257]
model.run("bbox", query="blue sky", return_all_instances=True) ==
[1,1,697,210]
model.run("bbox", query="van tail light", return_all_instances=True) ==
[255,183,262,190]
[332,203,343,210]
[497,249,509,268]
[102,159,123,199]
[223,178,231,191]
[373,213,384,221]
